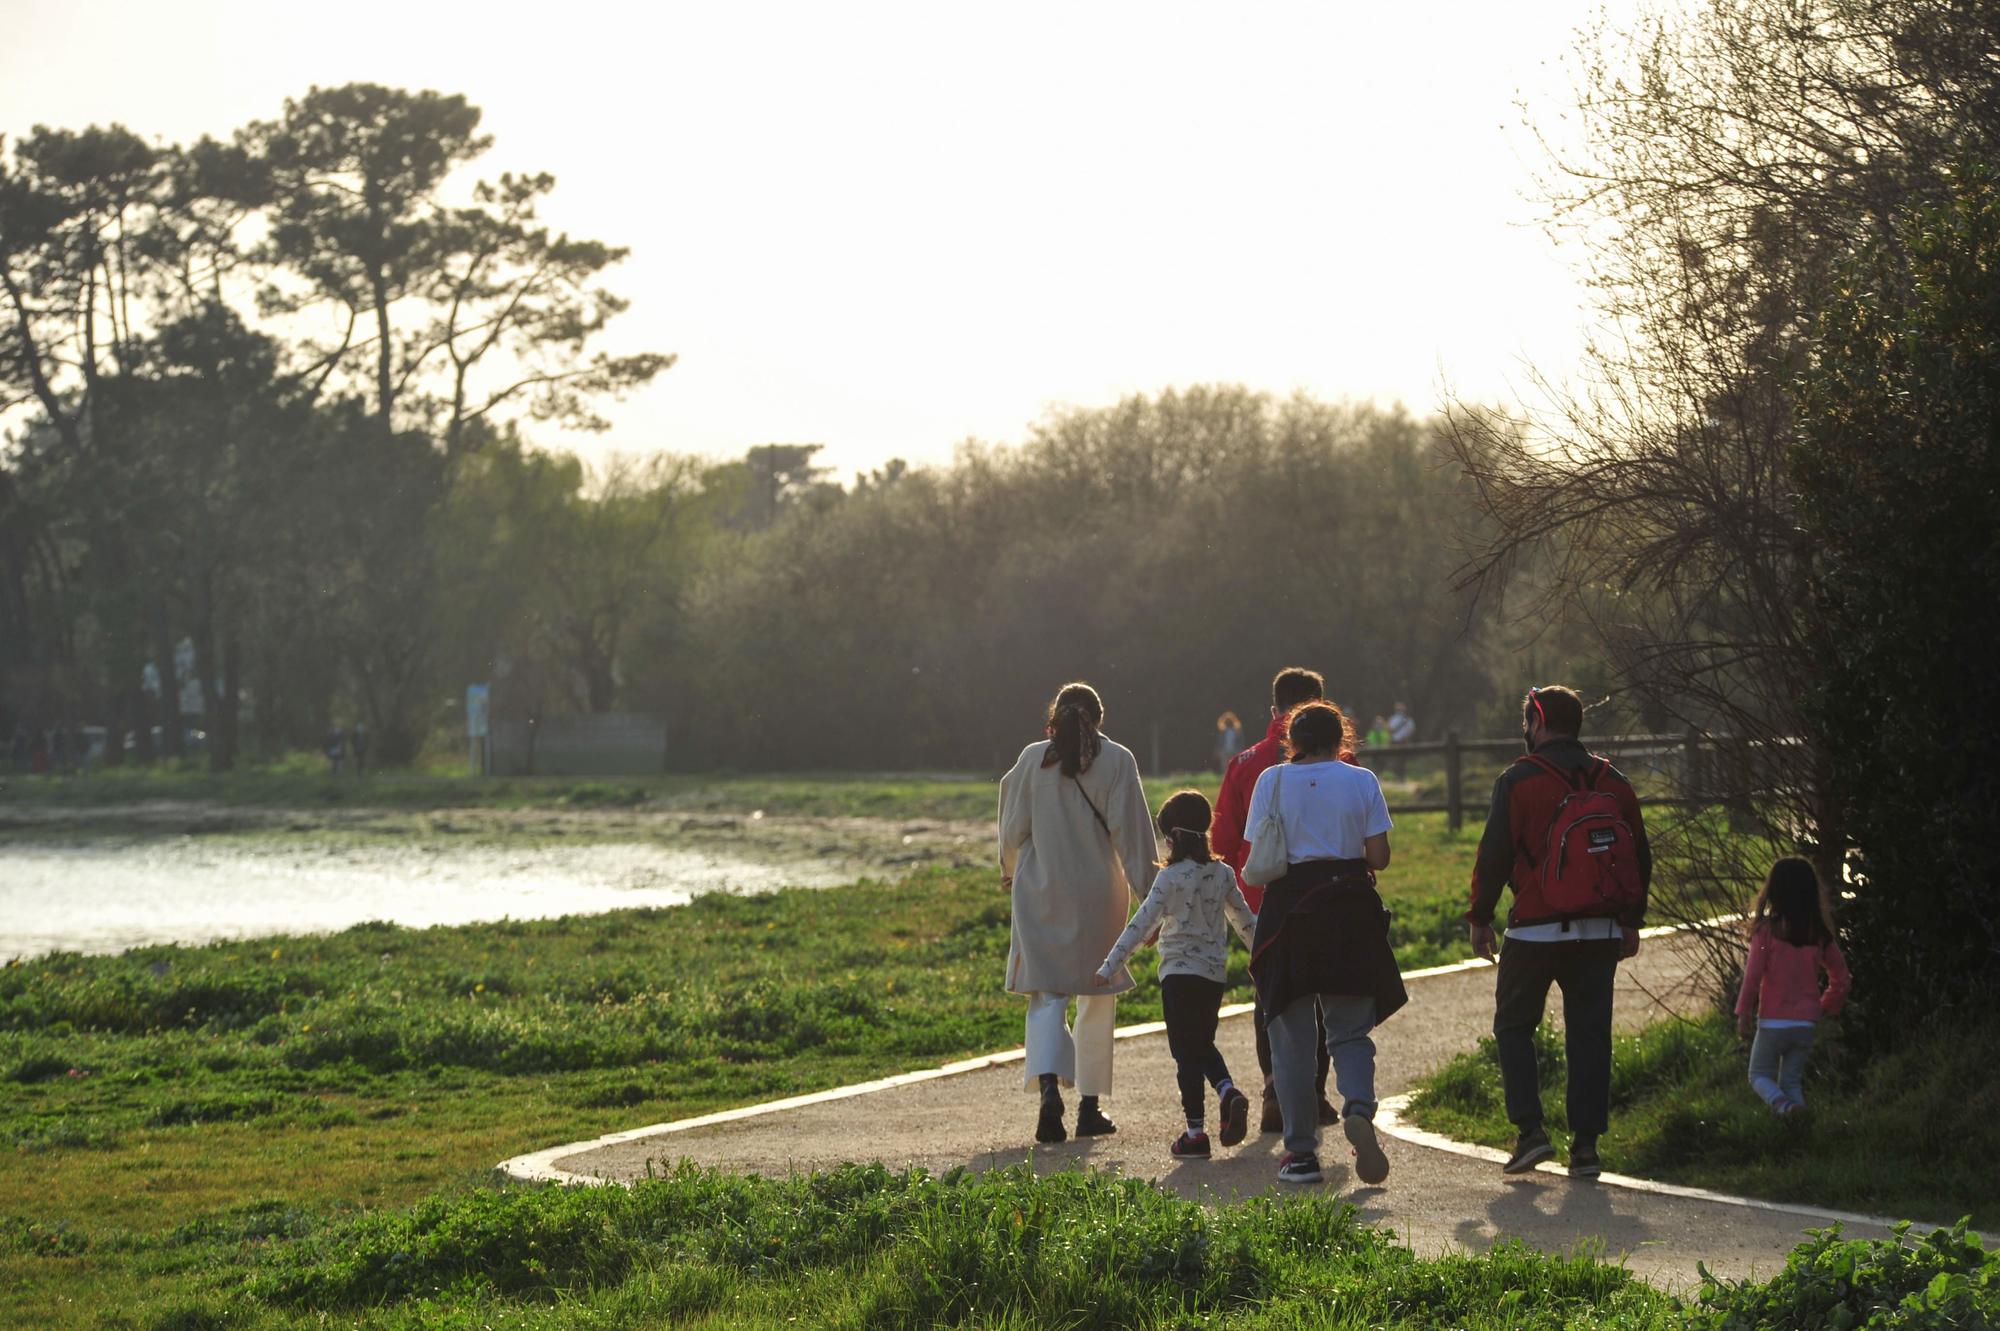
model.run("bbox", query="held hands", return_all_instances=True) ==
[1619,930,1642,960]
[1469,923,1498,962]
[1091,972,1112,988]
[1737,1013,1755,1039]
[1000,874,1012,892]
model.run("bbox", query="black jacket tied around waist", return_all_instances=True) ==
[1248,858,1408,1024]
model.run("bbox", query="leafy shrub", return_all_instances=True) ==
[1693,1221,1997,1330]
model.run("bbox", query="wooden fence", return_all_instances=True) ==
[1368,731,1778,831]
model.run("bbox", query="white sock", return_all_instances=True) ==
[1188,1118,1204,1134]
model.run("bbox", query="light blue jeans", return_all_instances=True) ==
[1268,993,1376,1156]
[1747,1022,1817,1109]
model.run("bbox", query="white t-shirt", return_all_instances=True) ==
[1244,760,1393,862]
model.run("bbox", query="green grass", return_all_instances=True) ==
[1404,1013,2000,1230]
[0,755,1491,823]
[2,876,1993,1326]
[0,771,1877,1326]
[0,760,1010,820]
[0,846,1494,1328]
[3,757,1297,820]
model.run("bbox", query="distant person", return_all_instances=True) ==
[1386,701,1416,779]
[1467,685,1651,1179]
[1212,667,1345,1132]
[9,723,27,773]
[1242,700,1402,1186]
[351,722,370,776]
[1735,857,1849,1116]
[1365,715,1391,768]
[50,725,69,776]
[1094,789,1257,1158]
[1215,711,1243,773]
[324,725,346,775]
[999,682,1157,1145]
[29,727,49,775]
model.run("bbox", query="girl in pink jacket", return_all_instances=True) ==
[1734,857,1850,1115]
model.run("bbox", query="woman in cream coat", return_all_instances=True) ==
[999,681,1158,1144]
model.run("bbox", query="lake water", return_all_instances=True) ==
[0,838,860,960]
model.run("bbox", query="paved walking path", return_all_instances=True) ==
[514,936,1896,1290]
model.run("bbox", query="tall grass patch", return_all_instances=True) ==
[1406,1013,2000,1227]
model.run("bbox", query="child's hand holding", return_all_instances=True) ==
[1091,972,1112,988]
[1736,1013,1755,1039]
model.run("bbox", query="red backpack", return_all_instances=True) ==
[1527,755,1644,918]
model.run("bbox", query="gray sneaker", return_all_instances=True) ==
[1344,1114,1390,1185]
[1503,1127,1555,1174]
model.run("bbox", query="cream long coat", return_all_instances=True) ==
[999,736,1158,996]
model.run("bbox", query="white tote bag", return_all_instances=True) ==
[1240,765,1291,886]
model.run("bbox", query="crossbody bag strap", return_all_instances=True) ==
[1070,772,1113,841]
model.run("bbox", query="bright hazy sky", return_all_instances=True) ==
[4,0,1646,480]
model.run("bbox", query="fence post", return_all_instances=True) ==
[1681,727,1702,802]
[1445,730,1463,832]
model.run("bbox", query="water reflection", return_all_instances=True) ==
[1,839,857,959]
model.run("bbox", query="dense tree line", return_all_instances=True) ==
[663,389,1508,770]
[0,85,669,767]
[3,91,1552,774]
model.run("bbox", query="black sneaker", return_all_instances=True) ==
[1218,1087,1250,1147]
[1317,1095,1340,1126]
[1035,1089,1066,1144]
[1075,1103,1117,1137]
[1568,1137,1601,1179]
[1503,1128,1555,1174]
[1171,1130,1211,1158]
[1276,1151,1324,1184]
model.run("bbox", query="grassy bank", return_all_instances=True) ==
[3,840,1509,1327]
[0,755,1473,822]
[10,1158,1997,1329]
[1404,1013,2000,1229]
[0,760,1010,821]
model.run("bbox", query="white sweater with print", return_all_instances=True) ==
[1095,859,1257,985]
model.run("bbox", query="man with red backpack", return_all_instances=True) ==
[1467,685,1652,1179]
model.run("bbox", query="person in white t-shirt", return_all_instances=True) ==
[1242,701,1407,1188]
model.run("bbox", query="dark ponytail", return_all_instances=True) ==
[1041,682,1105,777]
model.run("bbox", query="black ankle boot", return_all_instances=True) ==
[1075,1094,1116,1137]
[1035,1082,1067,1144]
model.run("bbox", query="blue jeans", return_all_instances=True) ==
[1748,1023,1817,1108]
[1269,993,1376,1156]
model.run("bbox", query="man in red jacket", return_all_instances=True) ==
[1466,684,1652,1180]
[1213,666,1338,1132]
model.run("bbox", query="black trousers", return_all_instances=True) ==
[1254,992,1330,1093]
[1161,975,1233,1124]
[1493,936,1620,1138]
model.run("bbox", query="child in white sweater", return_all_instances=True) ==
[1094,789,1257,1156]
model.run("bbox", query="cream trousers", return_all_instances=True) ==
[1021,991,1117,1096]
